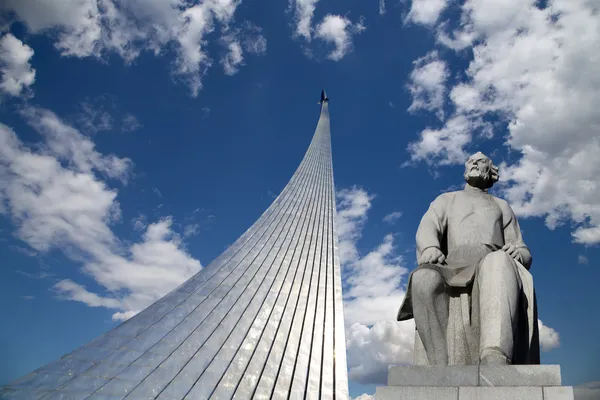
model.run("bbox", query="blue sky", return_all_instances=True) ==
[0,0,599,398]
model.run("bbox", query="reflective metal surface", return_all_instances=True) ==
[1,101,349,400]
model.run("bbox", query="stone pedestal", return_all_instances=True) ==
[375,365,574,400]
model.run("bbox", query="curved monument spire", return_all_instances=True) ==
[2,92,349,400]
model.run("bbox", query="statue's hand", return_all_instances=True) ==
[419,247,446,265]
[501,243,523,263]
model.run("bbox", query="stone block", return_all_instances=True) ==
[375,386,458,400]
[459,386,543,400]
[479,365,561,387]
[388,365,478,387]
[544,386,574,400]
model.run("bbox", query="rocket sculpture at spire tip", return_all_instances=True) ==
[318,89,329,104]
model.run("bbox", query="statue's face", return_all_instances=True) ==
[464,152,493,188]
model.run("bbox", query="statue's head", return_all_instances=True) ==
[464,152,499,190]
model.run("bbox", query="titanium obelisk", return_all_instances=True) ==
[2,91,349,399]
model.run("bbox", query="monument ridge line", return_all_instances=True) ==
[2,91,349,400]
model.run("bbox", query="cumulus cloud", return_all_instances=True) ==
[0,107,201,321]
[0,0,265,96]
[354,395,375,400]
[405,0,600,244]
[407,51,448,119]
[383,211,403,224]
[336,187,413,384]
[347,320,415,384]
[406,0,448,26]
[289,0,364,61]
[315,15,365,61]
[0,33,35,97]
[578,255,589,265]
[538,319,560,351]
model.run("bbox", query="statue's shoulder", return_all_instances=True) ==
[430,191,456,205]
[490,195,513,213]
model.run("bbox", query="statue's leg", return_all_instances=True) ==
[411,268,449,365]
[478,251,521,365]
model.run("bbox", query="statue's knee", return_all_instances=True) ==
[482,250,512,269]
[411,269,444,299]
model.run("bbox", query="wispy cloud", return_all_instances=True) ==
[0,107,201,321]
[121,114,142,133]
[578,255,589,265]
[383,211,403,224]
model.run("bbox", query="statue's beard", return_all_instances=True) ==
[465,168,492,189]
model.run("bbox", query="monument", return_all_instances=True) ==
[1,91,350,399]
[376,152,574,399]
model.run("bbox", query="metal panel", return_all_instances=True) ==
[3,99,349,399]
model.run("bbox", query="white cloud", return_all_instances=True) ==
[383,211,403,224]
[315,15,365,61]
[347,320,415,384]
[132,214,147,231]
[343,234,408,326]
[76,99,114,134]
[0,33,35,97]
[336,187,413,384]
[292,0,321,40]
[184,223,200,237]
[406,0,448,26]
[290,0,364,61]
[121,114,142,133]
[538,319,560,352]
[407,51,448,119]
[405,0,600,244]
[0,0,265,96]
[55,280,122,309]
[336,187,375,265]
[379,0,386,16]
[354,395,375,400]
[221,36,244,76]
[578,255,589,265]
[406,114,477,166]
[0,107,201,321]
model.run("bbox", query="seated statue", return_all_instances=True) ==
[397,152,540,365]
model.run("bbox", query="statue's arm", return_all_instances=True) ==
[416,194,448,261]
[500,200,533,269]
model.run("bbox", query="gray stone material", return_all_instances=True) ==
[376,386,458,400]
[398,152,540,366]
[459,386,543,400]
[479,365,561,387]
[544,387,575,400]
[378,365,573,400]
[388,365,478,387]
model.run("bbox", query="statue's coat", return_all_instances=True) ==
[398,185,540,365]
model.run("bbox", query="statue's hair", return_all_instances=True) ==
[464,152,500,189]
[489,163,500,184]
